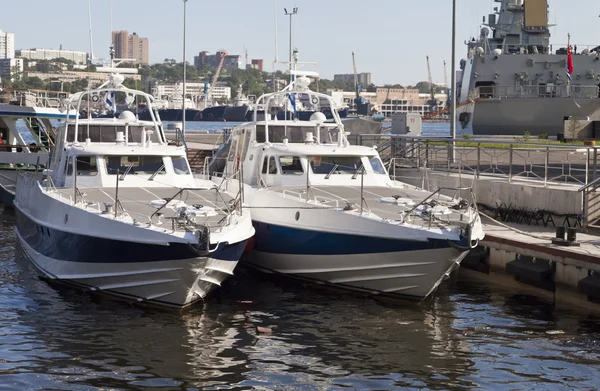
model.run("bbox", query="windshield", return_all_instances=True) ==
[308,156,362,175]
[106,156,166,175]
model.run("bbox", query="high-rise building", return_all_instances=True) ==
[0,29,15,59]
[193,50,242,71]
[16,48,88,64]
[334,72,372,86]
[250,59,264,72]
[112,30,129,60]
[111,30,149,65]
[0,58,23,81]
[128,32,149,65]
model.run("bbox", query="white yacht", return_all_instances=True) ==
[13,73,254,309]
[209,70,484,300]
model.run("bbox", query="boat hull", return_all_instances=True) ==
[15,210,247,308]
[470,98,600,136]
[244,221,468,299]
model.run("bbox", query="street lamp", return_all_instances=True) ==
[284,7,298,64]
[450,0,457,161]
[182,0,188,136]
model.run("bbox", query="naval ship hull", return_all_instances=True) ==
[470,98,600,136]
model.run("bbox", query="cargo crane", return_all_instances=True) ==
[426,55,438,111]
[352,51,369,116]
[204,54,226,108]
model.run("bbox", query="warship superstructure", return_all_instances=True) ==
[458,0,600,136]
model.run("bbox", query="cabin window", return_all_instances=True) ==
[76,156,98,176]
[128,126,162,144]
[172,156,190,175]
[66,124,161,143]
[105,156,166,176]
[279,156,304,175]
[261,157,268,174]
[227,140,238,162]
[369,156,386,175]
[268,156,278,174]
[309,156,363,175]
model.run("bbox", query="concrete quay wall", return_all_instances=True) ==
[394,168,583,215]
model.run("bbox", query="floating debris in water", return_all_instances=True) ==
[546,330,565,335]
[256,326,272,334]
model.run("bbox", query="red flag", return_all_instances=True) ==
[567,45,574,80]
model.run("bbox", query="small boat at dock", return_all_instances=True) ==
[13,72,255,308]
[208,66,485,300]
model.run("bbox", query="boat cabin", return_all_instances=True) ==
[49,83,197,190]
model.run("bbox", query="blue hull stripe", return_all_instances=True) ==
[252,222,454,255]
[16,211,246,263]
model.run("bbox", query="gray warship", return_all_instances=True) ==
[457,0,600,136]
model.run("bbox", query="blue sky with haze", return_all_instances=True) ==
[2,0,598,85]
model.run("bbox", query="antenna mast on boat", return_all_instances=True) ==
[88,0,95,63]
[284,6,298,82]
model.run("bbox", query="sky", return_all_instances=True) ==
[1,0,599,86]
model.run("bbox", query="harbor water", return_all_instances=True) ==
[1,210,600,390]
[4,120,600,390]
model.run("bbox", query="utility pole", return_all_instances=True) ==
[182,0,188,135]
[450,0,457,161]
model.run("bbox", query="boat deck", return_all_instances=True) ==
[269,184,474,228]
[52,186,237,232]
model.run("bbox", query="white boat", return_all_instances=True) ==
[13,73,255,308]
[208,69,484,300]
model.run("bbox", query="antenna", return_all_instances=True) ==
[274,0,279,64]
[88,0,95,62]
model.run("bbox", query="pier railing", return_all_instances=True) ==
[357,134,598,189]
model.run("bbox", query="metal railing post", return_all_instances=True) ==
[115,169,119,218]
[360,167,364,215]
[73,157,77,204]
[544,146,549,187]
[594,147,598,181]
[586,148,590,186]
[476,142,481,179]
[508,144,513,183]
[416,139,421,169]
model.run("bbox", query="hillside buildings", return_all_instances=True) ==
[334,72,372,86]
[16,48,88,64]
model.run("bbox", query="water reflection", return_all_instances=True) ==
[0,210,599,390]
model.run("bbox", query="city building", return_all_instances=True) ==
[26,70,141,85]
[128,33,149,65]
[193,50,242,71]
[333,72,372,86]
[0,58,23,81]
[152,82,231,104]
[16,48,88,64]
[249,59,264,72]
[324,86,447,117]
[111,30,149,65]
[0,29,15,59]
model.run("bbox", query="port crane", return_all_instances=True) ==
[205,54,226,108]
[425,55,438,111]
[352,51,364,106]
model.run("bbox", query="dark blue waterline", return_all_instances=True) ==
[16,210,246,263]
[251,221,453,255]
